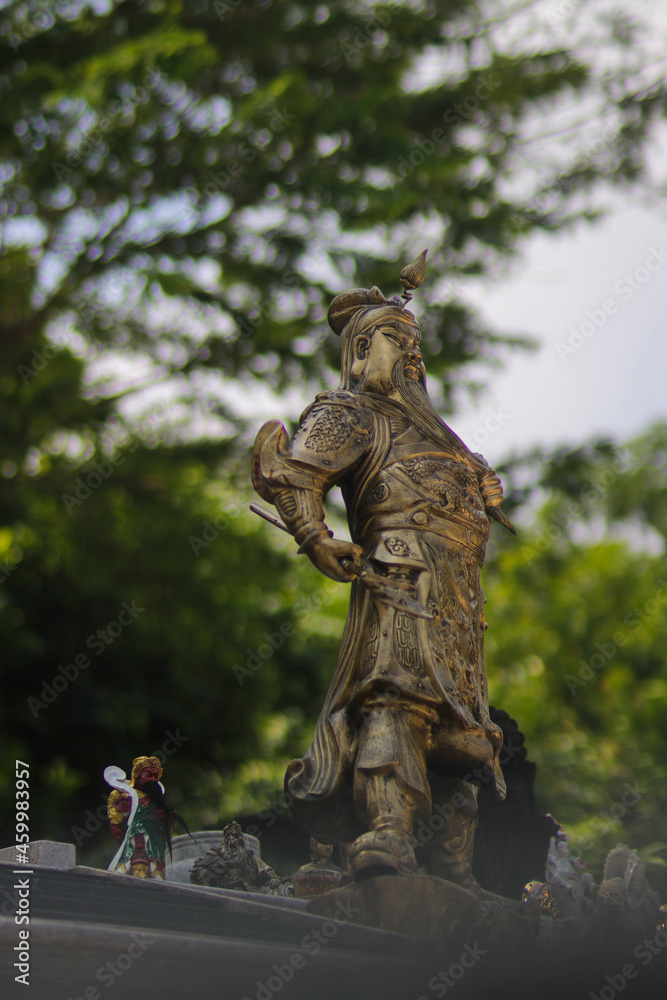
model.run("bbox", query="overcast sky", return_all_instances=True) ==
[449,196,667,463]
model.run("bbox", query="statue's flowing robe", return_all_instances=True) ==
[107,788,168,871]
[257,389,506,843]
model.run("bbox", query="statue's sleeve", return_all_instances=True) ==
[252,394,372,547]
[107,789,131,824]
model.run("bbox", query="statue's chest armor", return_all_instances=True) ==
[362,422,487,533]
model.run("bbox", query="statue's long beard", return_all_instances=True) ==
[136,778,194,858]
[391,358,475,464]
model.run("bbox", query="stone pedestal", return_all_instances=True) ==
[307,872,537,959]
[0,841,76,870]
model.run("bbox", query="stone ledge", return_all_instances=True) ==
[0,841,75,870]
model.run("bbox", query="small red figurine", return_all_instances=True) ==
[105,755,184,879]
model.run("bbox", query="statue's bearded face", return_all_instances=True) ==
[137,765,160,785]
[352,317,423,396]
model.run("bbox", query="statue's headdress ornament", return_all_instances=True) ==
[399,248,428,303]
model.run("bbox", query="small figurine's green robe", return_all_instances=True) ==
[108,788,168,871]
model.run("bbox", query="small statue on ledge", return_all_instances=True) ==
[189,821,294,897]
[290,838,344,898]
[252,251,515,889]
[545,834,594,922]
[105,755,189,880]
[595,845,661,946]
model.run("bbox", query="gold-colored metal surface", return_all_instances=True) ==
[523,880,559,919]
[189,821,294,896]
[399,248,428,302]
[252,257,514,886]
[290,838,344,898]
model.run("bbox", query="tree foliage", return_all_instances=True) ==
[484,425,667,880]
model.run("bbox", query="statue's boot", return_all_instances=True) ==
[347,812,418,879]
[418,785,479,891]
[349,714,429,880]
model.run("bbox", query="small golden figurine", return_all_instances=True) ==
[522,880,560,919]
[252,253,514,888]
[596,845,661,946]
[290,838,344,898]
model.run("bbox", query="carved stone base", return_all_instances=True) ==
[306,872,538,960]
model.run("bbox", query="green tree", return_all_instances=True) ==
[483,424,667,882]
[1,0,667,864]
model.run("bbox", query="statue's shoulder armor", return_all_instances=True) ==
[299,389,359,416]
[296,391,373,457]
[315,389,357,403]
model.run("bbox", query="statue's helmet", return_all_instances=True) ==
[131,755,163,783]
[327,285,416,337]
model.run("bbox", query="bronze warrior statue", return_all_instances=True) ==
[252,253,513,888]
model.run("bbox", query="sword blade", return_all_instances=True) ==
[249,503,291,534]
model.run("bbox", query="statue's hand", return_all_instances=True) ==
[479,468,503,508]
[304,536,363,583]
